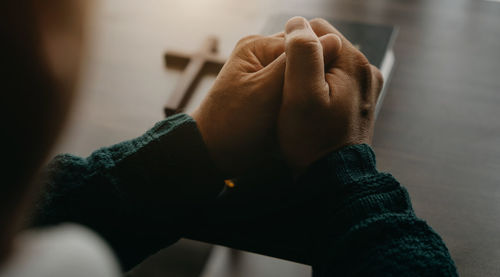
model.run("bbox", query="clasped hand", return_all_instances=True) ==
[191,17,384,176]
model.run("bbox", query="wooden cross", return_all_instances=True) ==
[164,36,227,117]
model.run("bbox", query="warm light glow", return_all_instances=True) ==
[224,179,236,188]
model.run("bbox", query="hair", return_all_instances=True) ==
[0,0,71,263]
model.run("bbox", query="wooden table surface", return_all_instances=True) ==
[56,0,500,276]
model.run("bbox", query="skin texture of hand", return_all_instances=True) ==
[191,34,287,176]
[278,17,384,170]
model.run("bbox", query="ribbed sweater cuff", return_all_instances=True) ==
[326,144,378,184]
[301,144,379,191]
[147,113,225,191]
[106,113,226,219]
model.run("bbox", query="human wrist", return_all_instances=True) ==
[189,108,227,176]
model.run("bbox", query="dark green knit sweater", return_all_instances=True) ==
[33,113,458,276]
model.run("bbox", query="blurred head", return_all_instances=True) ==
[0,0,90,263]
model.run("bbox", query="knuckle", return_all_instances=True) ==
[309,17,328,26]
[363,64,384,93]
[254,36,274,47]
[354,51,370,66]
[371,65,384,88]
[356,64,374,97]
[286,16,307,25]
[236,35,262,47]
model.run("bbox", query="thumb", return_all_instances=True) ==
[259,52,286,80]
[284,17,326,102]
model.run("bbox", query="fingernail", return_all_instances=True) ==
[285,16,309,34]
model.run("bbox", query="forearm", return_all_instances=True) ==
[32,114,225,270]
[302,145,458,276]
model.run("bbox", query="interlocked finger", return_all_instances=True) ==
[309,18,353,49]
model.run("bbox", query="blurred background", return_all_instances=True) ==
[54,0,500,276]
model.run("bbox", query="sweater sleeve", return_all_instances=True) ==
[31,113,225,271]
[300,144,458,276]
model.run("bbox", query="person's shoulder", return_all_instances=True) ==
[0,224,121,277]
